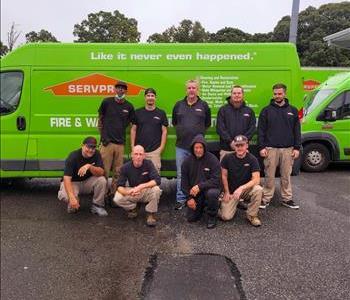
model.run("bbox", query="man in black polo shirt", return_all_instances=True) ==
[130,88,168,174]
[172,79,211,210]
[113,145,161,227]
[181,135,221,229]
[98,80,135,204]
[58,136,108,216]
[216,85,256,160]
[219,135,262,227]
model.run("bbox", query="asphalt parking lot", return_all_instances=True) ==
[1,164,349,300]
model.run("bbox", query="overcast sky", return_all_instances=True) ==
[1,0,342,47]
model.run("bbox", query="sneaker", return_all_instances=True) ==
[174,201,186,210]
[207,216,217,229]
[67,204,78,214]
[247,215,261,227]
[90,205,108,217]
[259,201,270,209]
[282,200,299,209]
[127,207,138,219]
[146,213,157,227]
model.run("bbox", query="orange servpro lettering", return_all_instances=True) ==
[45,73,145,96]
[303,79,321,91]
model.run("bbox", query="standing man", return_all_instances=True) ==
[113,145,161,227]
[181,135,221,229]
[219,135,262,227]
[98,80,135,205]
[216,85,256,160]
[57,136,108,216]
[258,83,301,209]
[130,88,168,174]
[172,79,211,210]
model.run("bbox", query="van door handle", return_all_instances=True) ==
[17,116,26,131]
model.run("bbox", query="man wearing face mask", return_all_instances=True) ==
[98,81,135,205]
[216,85,256,161]
[130,88,168,174]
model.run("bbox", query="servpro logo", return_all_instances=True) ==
[44,73,145,96]
[303,79,321,91]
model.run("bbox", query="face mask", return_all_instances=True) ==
[115,93,125,100]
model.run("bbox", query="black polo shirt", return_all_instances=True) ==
[116,159,161,188]
[98,97,135,145]
[221,152,260,193]
[133,107,168,152]
[64,149,104,182]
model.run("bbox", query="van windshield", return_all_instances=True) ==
[0,71,24,115]
[304,89,335,116]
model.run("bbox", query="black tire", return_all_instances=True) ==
[302,143,330,172]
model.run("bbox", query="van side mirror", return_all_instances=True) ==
[323,108,337,122]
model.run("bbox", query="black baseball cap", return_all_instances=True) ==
[144,88,157,96]
[115,81,128,89]
[83,136,97,148]
[233,135,248,144]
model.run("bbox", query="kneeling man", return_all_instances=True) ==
[114,145,161,227]
[219,135,262,227]
[58,136,108,216]
[181,135,221,229]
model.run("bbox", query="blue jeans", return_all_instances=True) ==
[175,147,191,203]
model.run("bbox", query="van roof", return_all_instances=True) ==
[320,72,350,89]
[1,42,300,69]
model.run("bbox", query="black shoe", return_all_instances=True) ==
[174,201,186,210]
[259,201,270,209]
[282,200,299,209]
[207,216,217,229]
[237,201,248,210]
[105,194,118,208]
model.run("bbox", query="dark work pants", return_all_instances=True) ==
[187,188,220,222]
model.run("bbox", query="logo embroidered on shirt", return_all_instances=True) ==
[244,163,250,167]
[142,171,149,175]
[195,108,202,112]
[122,109,129,113]
[204,168,210,171]
[153,116,161,120]
[287,112,294,116]
[243,113,250,117]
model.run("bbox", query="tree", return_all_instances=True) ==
[7,22,21,51]
[73,10,140,42]
[25,29,59,43]
[0,41,9,57]
[147,20,210,43]
[209,27,252,42]
[272,2,350,66]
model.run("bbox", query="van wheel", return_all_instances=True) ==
[302,143,330,172]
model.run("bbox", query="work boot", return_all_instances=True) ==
[67,204,78,214]
[90,205,108,217]
[146,213,157,227]
[207,215,217,229]
[247,215,261,227]
[127,207,138,219]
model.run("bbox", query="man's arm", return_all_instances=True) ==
[159,125,167,153]
[233,171,260,200]
[221,167,231,202]
[130,124,137,150]
[244,109,257,140]
[63,176,79,209]
[216,107,232,144]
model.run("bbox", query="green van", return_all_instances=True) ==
[0,43,303,178]
[301,72,350,171]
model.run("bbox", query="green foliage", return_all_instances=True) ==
[0,41,9,57]
[25,29,59,43]
[209,27,251,42]
[73,10,140,42]
[147,20,210,43]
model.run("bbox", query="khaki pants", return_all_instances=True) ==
[113,186,161,213]
[262,147,294,203]
[57,176,107,207]
[100,143,124,195]
[145,147,162,174]
[219,185,263,221]
[220,150,234,161]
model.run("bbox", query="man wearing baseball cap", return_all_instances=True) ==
[130,88,168,174]
[219,135,263,227]
[57,136,108,216]
[98,80,135,206]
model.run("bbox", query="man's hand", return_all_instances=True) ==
[222,192,231,203]
[187,198,196,210]
[259,148,268,158]
[292,149,300,160]
[69,197,80,209]
[190,185,200,197]
[233,186,244,201]
[78,163,94,177]
[128,184,144,197]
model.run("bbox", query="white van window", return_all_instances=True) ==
[0,71,24,115]
[326,91,350,120]
[304,89,334,116]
